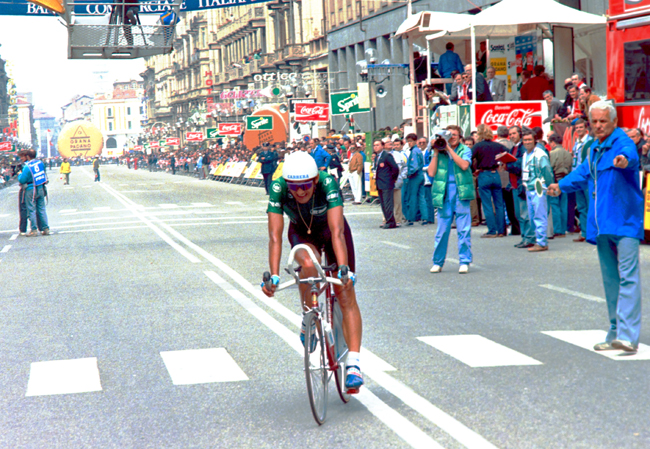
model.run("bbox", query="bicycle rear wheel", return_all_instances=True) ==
[303,311,328,425]
[332,299,351,403]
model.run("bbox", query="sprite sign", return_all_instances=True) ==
[206,128,220,139]
[246,116,273,131]
[330,91,370,116]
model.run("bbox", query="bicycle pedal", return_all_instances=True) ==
[345,388,360,395]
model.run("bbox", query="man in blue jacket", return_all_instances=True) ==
[548,101,644,353]
[18,149,50,237]
[438,42,464,95]
[308,138,331,171]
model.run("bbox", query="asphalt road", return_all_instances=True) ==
[1,164,649,449]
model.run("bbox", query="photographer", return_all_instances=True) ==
[426,125,475,274]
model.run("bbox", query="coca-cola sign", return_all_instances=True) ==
[474,101,546,132]
[166,137,180,146]
[218,123,242,135]
[185,132,204,142]
[295,102,330,122]
[617,104,650,136]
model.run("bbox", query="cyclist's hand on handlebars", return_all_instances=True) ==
[338,265,356,288]
[261,272,280,297]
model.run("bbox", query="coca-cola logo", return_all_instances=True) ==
[298,106,325,116]
[188,132,201,138]
[220,125,240,132]
[481,108,537,128]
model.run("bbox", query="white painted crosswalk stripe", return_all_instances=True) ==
[93,207,111,211]
[542,330,650,361]
[191,202,213,207]
[158,204,179,209]
[1,245,11,253]
[26,357,102,397]
[539,284,605,303]
[9,234,18,241]
[160,348,249,385]
[418,335,543,367]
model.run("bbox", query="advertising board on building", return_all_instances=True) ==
[246,116,273,131]
[0,141,11,151]
[185,132,204,142]
[289,98,316,113]
[294,103,330,122]
[617,104,650,136]
[166,137,180,146]
[218,123,243,135]
[474,101,547,132]
[330,91,369,116]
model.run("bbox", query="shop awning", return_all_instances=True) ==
[393,11,472,47]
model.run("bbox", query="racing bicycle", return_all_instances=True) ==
[263,244,351,425]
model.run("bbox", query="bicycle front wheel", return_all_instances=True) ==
[332,299,351,404]
[303,311,328,425]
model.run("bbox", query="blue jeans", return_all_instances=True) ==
[25,186,49,231]
[526,190,548,247]
[514,186,535,244]
[548,192,567,235]
[597,235,642,346]
[433,182,472,266]
[575,188,589,238]
[477,171,505,235]
[406,174,429,222]
[424,182,435,224]
[401,177,409,219]
[94,168,100,182]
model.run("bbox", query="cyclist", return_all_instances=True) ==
[262,151,364,393]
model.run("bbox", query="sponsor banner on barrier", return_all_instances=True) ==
[473,101,546,131]
[230,161,248,178]
[249,162,262,179]
[186,132,204,142]
[219,123,243,136]
[214,164,226,176]
[272,162,284,181]
[243,161,258,178]
[150,141,160,148]
[295,103,330,122]
[166,137,180,146]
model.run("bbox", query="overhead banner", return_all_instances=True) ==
[474,101,547,132]
[219,123,242,135]
[0,0,273,16]
[294,103,330,122]
[246,116,273,131]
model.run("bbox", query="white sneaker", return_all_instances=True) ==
[430,265,442,273]
[459,264,469,274]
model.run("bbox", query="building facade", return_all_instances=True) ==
[34,110,60,158]
[61,95,93,124]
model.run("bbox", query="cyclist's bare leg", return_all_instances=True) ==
[334,284,362,353]
[294,244,321,309]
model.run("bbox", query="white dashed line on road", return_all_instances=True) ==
[26,357,102,397]
[190,203,213,207]
[9,234,18,241]
[59,209,78,213]
[224,201,244,205]
[160,348,249,385]
[418,335,543,367]
[1,245,11,253]
[543,330,650,361]
[381,241,411,249]
[539,284,605,303]
[159,204,179,209]
[93,207,111,211]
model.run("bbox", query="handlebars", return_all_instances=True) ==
[262,244,346,292]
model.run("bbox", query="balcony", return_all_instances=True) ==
[281,44,305,61]
[213,7,266,47]
[261,53,277,68]
[242,64,252,77]
[226,67,242,81]
[251,59,262,74]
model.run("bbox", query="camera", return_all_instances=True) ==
[432,129,452,152]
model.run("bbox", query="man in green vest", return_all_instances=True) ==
[427,125,476,274]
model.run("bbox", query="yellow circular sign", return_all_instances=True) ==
[57,121,104,158]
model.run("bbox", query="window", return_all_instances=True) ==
[128,121,132,129]
[140,106,144,114]
[107,107,113,117]
[108,122,113,131]
[127,107,131,115]
[624,39,650,102]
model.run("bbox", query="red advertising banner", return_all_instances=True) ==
[133,145,143,151]
[295,102,330,122]
[166,137,181,146]
[186,132,204,142]
[617,104,650,136]
[150,141,160,148]
[610,0,650,16]
[218,123,242,135]
[474,101,546,132]
[0,141,11,151]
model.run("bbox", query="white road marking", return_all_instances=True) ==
[203,271,440,449]
[381,241,411,249]
[119,190,172,193]
[119,184,129,186]
[542,330,650,361]
[158,204,179,209]
[161,348,249,385]
[59,209,78,213]
[26,357,102,397]
[418,335,543,367]
[173,181,185,184]
[191,202,213,207]
[137,183,148,186]
[224,201,244,205]
[9,234,18,241]
[63,186,74,190]
[257,200,268,203]
[1,245,11,253]
[169,221,268,228]
[57,225,149,234]
[93,207,111,211]
[0,214,10,218]
[539,284,605,303]
[82,185,92,189]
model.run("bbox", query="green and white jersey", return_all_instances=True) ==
[267,171,343,234]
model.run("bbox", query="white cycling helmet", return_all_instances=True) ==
[282,151,318,182]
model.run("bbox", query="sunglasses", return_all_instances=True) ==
[287,180,315,191]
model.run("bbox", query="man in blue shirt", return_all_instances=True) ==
[438,42,464,94]
[308,138,331,171]
[548,101,644,354]
[404,133,429,225]
[17,149,50,236]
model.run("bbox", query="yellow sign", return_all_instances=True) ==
[248,162,262,179]
[58,121,104,158]
[490,58,507,76]
[272,162,284,181]
[645,174,650,231]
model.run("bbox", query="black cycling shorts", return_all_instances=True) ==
[287,218,355,272]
